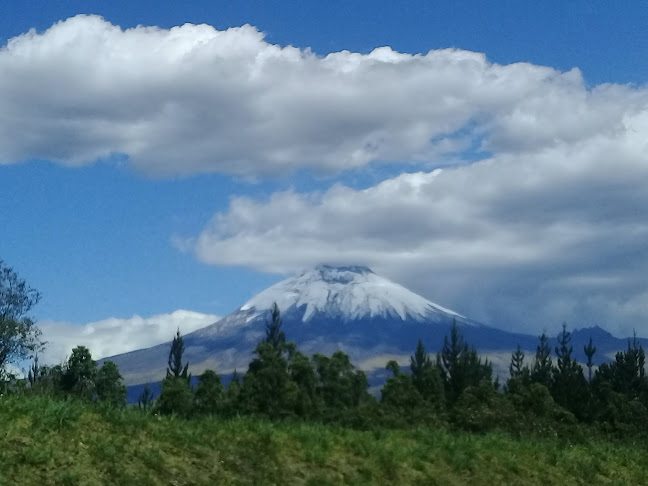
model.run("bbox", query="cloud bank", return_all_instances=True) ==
[38,310,220,365]
[189,111,648,336]
[2,15,644,177]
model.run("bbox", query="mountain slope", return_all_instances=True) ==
[102,265,637,389]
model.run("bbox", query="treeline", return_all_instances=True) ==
[4,303,648,440]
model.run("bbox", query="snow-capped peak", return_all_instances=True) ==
[240,264,463,322]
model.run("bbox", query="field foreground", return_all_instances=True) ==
[0,396,646,486]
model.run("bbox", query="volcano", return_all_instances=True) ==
[103,265,631,397]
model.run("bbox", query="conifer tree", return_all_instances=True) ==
[584,337,597,382]
[551,323,587,418]
[138,383,154,412]
[509,345,526,379]
[265,302,287,352]
[240,304,299,418]
[530,332,552,387]
[436,320,492,405]
[167,329,189,381]
[410,339,444,407]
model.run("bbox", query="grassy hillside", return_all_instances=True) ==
[1,396,647,486]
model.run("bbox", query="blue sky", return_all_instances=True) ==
[2,1,648,361]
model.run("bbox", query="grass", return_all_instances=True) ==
[1,395,648,485]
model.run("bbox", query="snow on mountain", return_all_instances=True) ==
[240,264,465,322]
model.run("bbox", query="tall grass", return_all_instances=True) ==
[1,395,648,485]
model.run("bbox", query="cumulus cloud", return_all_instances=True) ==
[2,15,645,176]
[38,310,220,365]
[186,106,648,336]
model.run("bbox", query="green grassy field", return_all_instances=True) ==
[1,395,647,486]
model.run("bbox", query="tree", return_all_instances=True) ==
[240,304,299,418]
[138,383,155,412]
[95,361,127,407]
[193,369,224,416]
[436,321,492,405]
[530,332,552,387]
[381,360,429,423]
[265,302,286,351]
[167,329,189,381]
[509,345,526,380]
[157,375,194,417]
[313,350,371,413]
[62,346,97,400]
[223,371,241,417]
[0,260,43,380]
[584,337,597,383]
[410,339,444,408]
[551,323,587,418]
[289,351,322,418]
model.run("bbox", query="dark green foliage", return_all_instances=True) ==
[62,346,97,400]
[530,332,552,387]
[508,345,528,380]
[380,361,433,425]
[436,321,492,405]
[193,369,224,416]
[591,334,648,429]
[584,337,597,382]
[138,383,154,412]
[313,350,371,412]
[289,350,322,418]
[410,339,445,408]
[156,376,194,417]
[223,370,241,417]
[551,324,588,418]
[453,379,516,433]
[265,302,286,350]
[167,329,189,380]
[0,260,43,379]
[241,341,298,418]
[95,361,126,407]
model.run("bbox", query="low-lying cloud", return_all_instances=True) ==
[38,310,220,365]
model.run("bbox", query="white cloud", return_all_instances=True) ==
[2,15,645,177]
[185,108,648,336]
[38,310,219,365]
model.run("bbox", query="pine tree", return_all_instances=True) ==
[509,345,526,379]
[410,339,444,407]
[436,320,492,405]
[138,383,154,412]
[530,332,552,387]
[265,302,287,352]
[167,329,189,381]
[551,323,587,418]
[240,305,299,418]
[584,337,597,382]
